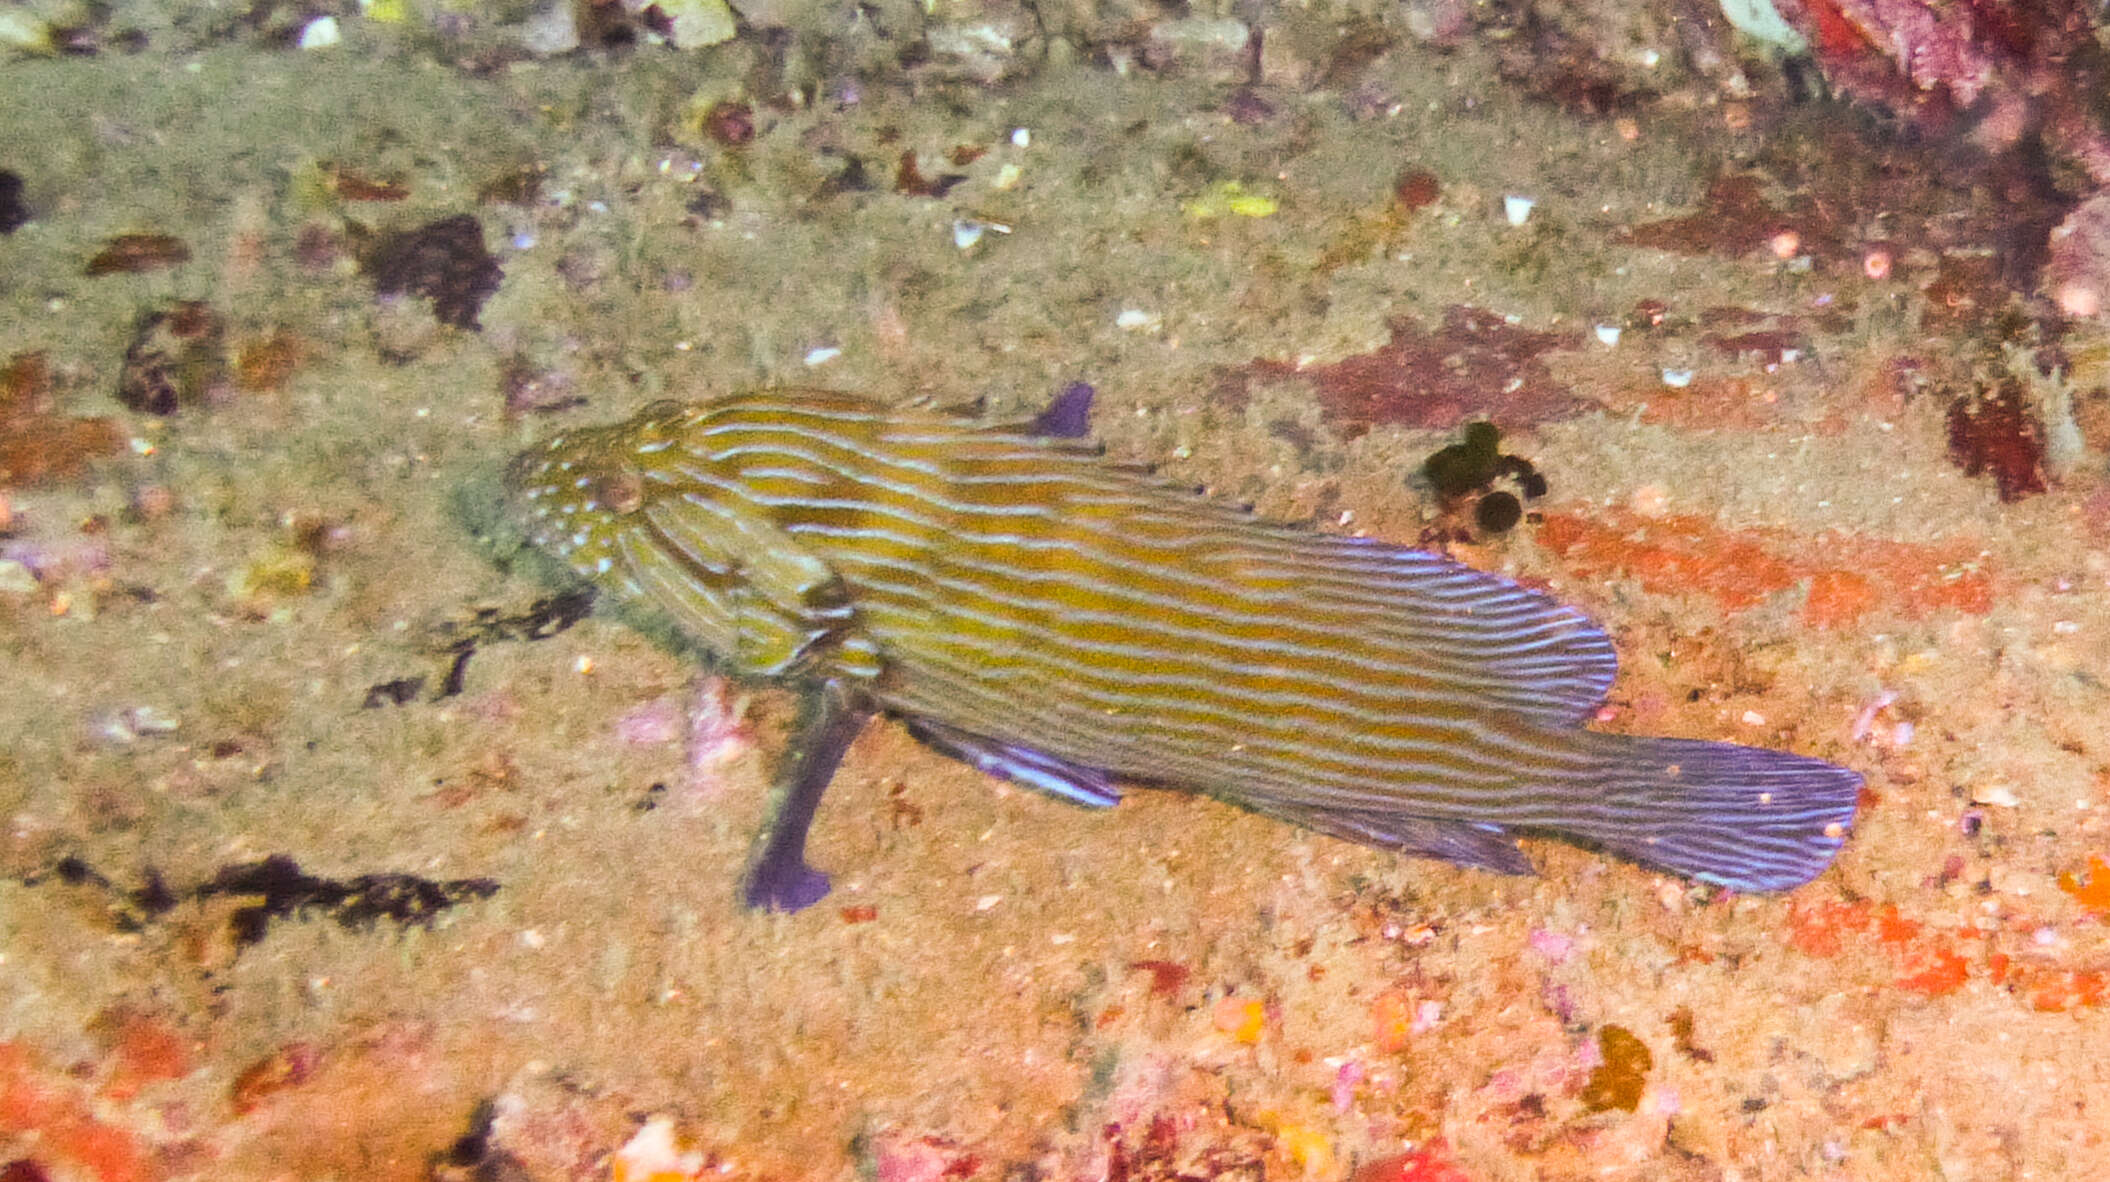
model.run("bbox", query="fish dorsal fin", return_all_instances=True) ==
[1302,537,1617,724]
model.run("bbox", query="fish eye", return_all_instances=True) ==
[590,469,646,515]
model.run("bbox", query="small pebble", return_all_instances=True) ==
[1971,782,2020,808]
[0,559,36,594]
[297,15,341,49]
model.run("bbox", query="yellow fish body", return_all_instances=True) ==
[506,388,1858,909]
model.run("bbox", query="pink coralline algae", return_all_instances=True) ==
[2043,192,2110,320]
[1809,0,1995,105]
[1240,306,1587,433]
[1770,0,2110,184]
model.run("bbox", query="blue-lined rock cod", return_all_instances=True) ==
[505,387,1860,910]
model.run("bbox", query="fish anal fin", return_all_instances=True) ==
[906,718,1120,807]
[1258,801,1534,876]
[1305,537,1620,726]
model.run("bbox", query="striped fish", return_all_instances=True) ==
[505,388,1860,910]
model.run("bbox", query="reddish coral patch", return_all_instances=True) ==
[0,352,127,489]
[1621,175,1803,259]
[1130,959,1191,999]
[1622,375,1781,432]
[1350,1141,1473,1182]
[1786,898,1873,958]
[1538,509,1994,627]
[2057,854,2110,915]
[1394,167,1440,211]
[1786,899,1978,997]
[1895,944,1972,997]
[1946,377,2047,501]
[1822,534,1994,619]
[1538,511,1797,613]
[0,1043,157,1182]
[1802,569,1879,629]
[1246,307,1586,432]
[92,1011,192,1102]
[84,233,190,276]
[2027,970,2106,1013]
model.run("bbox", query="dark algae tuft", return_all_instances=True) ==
[1946,375,2048,501]
[360,213,504,330]
[20,855,497,951]
[1422,421,1504,497]
[0,168,28,233]
[1579,1025,1654,1113]
[1420,420,1548,537]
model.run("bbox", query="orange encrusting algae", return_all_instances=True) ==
[1537,510,1995,628]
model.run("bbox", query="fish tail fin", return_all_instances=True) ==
[1557,732,1861,892]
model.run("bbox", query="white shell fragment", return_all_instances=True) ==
[298,15,342,49]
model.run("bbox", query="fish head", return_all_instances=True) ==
[505,399,869,678]
[503,403,685,582]
[499,400,752,651]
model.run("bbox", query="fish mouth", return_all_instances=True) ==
[500,444,551,497]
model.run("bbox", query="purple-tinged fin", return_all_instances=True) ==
[1031,382,1096,439]
[1555,732,1861,892]
[1247,802,1534,876]
[907,717,1121,807]
[1292,534,1619,727]
[744,682,870,911]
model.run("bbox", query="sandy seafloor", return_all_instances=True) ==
[3,12,2110,1182]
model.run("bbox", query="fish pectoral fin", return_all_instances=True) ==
[905,718,1121,808]
[729,571,864,679]
[641,494,876,680]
